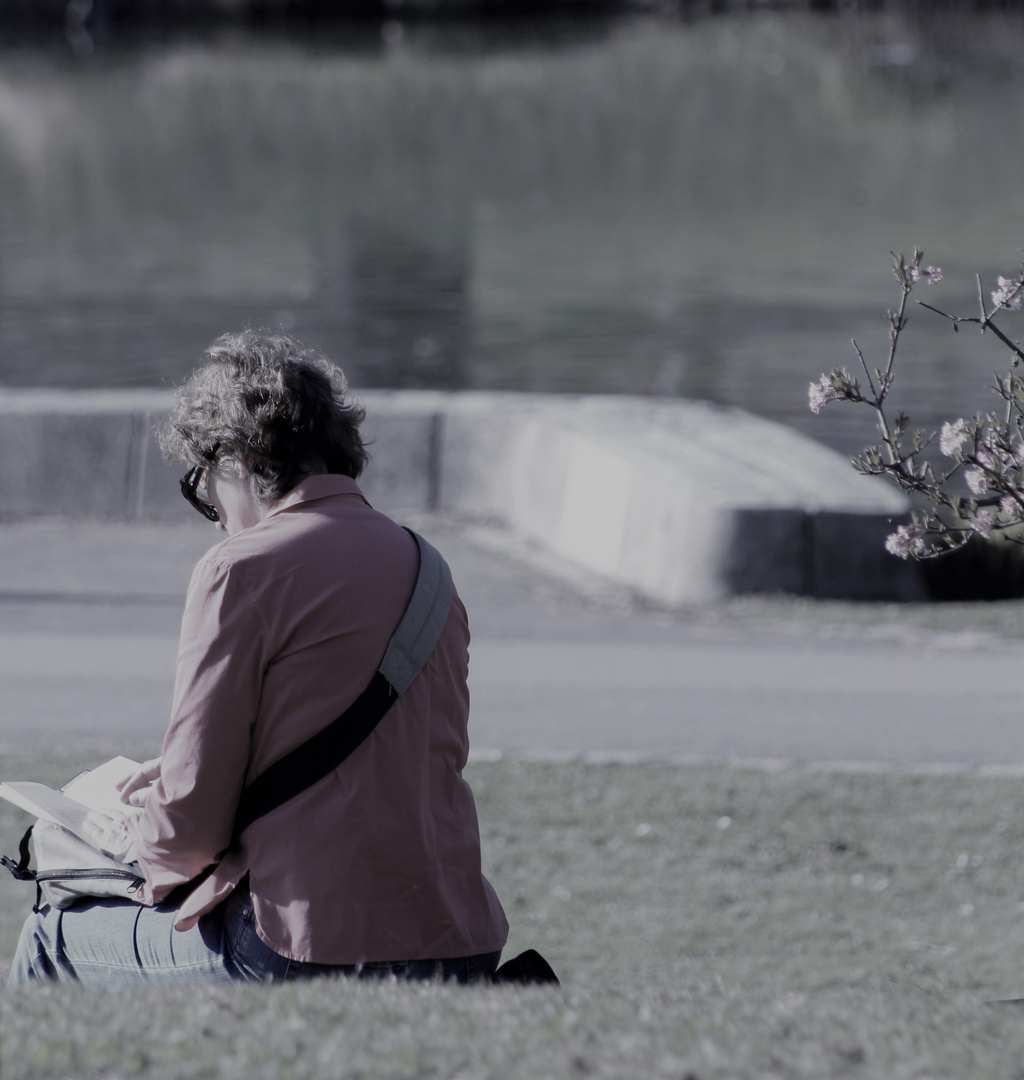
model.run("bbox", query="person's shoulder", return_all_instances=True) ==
[185,525,297,620]
[189,517,289,581]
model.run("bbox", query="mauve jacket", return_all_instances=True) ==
[123,474,508,964]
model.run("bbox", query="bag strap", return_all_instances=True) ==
[231,530,453,846]
[1,826,44,911]
[1,825,35,882]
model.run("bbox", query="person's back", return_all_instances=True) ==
[130,473,508,963]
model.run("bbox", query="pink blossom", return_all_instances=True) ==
[885,523,927,559]
[970,508,998,538]
[991,276,1023,311]
[939,418,970,457]
[808,374,840,415]
[907,265,942,284]
[1001,494,1022,518]
[965,468,989,495]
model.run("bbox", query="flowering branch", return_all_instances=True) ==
[918,274,1024,365]
[809,247,1024,560]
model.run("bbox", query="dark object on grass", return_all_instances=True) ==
[490,948,559,986]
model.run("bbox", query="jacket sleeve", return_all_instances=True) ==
[124,552,268,904]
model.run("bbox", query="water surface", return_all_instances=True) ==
[2,9,1024,457]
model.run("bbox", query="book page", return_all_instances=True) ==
[0,782,93,842]
[0,756,143,845]
[61,756,142,815]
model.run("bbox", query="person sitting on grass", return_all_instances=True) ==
[9,329,509,985]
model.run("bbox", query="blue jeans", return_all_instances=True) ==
[8,887,502,987]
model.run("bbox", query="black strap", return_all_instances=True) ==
[231,672,395,846]
[0,825,35,881]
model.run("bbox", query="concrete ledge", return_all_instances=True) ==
[0,388,920,602]
[435,393,919,602]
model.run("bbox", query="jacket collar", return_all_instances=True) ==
[263,474,369,520]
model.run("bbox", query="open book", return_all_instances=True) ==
[0,756,142,847]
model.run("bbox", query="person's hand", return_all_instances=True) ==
[81,807,142,857]
[116,757,161,808]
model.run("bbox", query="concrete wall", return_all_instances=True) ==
[0,388,923,603]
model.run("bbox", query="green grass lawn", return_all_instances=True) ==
[4,753,1024,1078]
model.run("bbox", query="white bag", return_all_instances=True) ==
[3,821,145,911]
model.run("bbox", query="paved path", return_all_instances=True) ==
[1,517,1023,771]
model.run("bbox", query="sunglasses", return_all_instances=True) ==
[179,463,220,522]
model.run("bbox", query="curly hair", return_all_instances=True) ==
[159,330,368,503]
